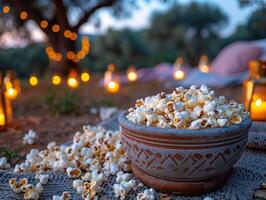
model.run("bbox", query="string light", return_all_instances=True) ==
[81,72,90,82]
[29,75,38,86]
[40,20,48,29]
[51,75,61,85]
[2,6,10,14]
[45,37,90,63]
[52,24,60,32]
[70,32,77,40]
[19,11,28,20]
[64,30,72,38]
[66,51,75,60]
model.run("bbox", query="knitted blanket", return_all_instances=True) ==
[0,115,265,200]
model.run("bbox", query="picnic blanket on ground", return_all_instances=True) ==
[0,114,266,200]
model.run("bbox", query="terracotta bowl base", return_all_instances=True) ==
[132,164,230,195]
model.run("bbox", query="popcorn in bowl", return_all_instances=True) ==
[126,85,249,129]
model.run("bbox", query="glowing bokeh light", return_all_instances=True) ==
[81,72,90,82]
[29,76,38,86]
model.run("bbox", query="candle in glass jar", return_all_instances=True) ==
[250,99,266,120]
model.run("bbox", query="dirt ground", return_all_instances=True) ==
[0,76,242,164]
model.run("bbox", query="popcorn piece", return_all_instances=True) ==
[35,174,49,185]
[73,179,84,189]
[35,183,43,193]
[67,167,82,178]
[217,118,228,127]
[0,157,11,170]
[23,129,37,145]
[137,188,156,200]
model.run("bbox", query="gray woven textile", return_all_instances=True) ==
[0,114,266,200]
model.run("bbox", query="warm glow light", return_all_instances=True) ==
[255,99,262,106]
[251,98,266,120]
[127,72,137,82]
[81,72,90,82]
[66,51,75,60]
[0,113,5,126]
[29,76,38,86]
[6,88,18,100]
[51,75,61,85]
[107,81,120,93]
[55,53,62,62]
[52,24,60,32]
[199,65,210,73]
[70,32,78,40]
[174,70,185,80]
[67,77,79,89]
[108,64,116,72]
[40,20,48,29]
[127,65,138,82]
[20,11,28,20]
[3,5,10,14]
[199,55,209,73]
[64,30,72,38]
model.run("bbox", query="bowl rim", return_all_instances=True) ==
[119,111,252,138]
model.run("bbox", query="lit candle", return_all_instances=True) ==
[127,65,138,82]
[67,70,79,89]
[250,98,266,120]
[5,88,18,100]
[104,64,116,87]
[106,80,120,93]
[29,75,39,86]
[199,55,210,73]
[173,57,185,80]
[0,112,5,126]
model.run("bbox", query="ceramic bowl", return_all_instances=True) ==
[118,111,252,195]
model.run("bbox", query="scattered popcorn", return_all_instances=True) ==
[0,156,11,170]
[13,125,132,199]
[137,188,156,200]
[127,85,249,129]
[9,177,43,199]
[23,129,37,145]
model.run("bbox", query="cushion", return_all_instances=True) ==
[210,41,262,76]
